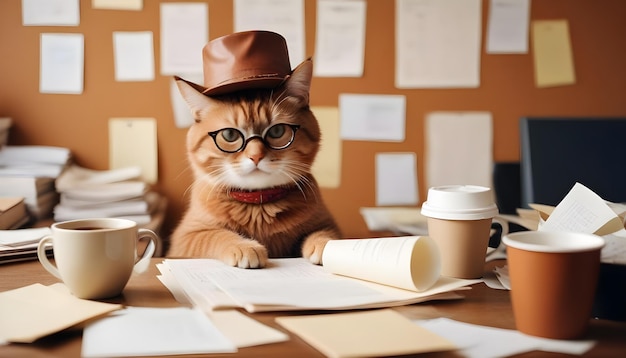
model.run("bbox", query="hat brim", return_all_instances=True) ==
[175,75,289,97]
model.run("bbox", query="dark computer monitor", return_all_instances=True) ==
[520,117,626,208]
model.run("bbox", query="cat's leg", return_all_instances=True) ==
[170,228,268,268]
[301,229,339,265]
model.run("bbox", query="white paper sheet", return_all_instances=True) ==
[39,33,84,94]
[22,0,79,26]
[425,112,493,189]
[486,0,530,54]
[339,94,406,142]
[396,0,482,88]
[416,318,595,357]
[82,307,237,357]
[160,2,208,75]
[113,31,154,82]
[234,0,306,66]
[170,73,203,128]
[313,0,366,77]
[376,153,419,206]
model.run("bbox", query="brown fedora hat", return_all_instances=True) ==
[176,30,292,96]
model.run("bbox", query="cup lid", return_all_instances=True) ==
[420,185,498,220]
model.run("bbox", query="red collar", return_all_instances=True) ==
[229,187,294,204]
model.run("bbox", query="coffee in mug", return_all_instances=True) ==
[37,218,159,299]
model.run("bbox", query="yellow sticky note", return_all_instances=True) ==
[109,118,158,183]
[532,20,576,87]
[310,106,342,188]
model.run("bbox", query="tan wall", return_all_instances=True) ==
[2,0,626,243]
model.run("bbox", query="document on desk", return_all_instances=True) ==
[162,255,479,313]
[82,307,237,357]
[0,283,121,343]
[276,309,456,358]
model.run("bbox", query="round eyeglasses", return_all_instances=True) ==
[208,123,300,153]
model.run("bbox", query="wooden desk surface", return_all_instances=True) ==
[1,258,625,358]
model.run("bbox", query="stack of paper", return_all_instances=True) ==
[0,227,52,264]
[0,197,29,230]
[159,237,481,313]
[53,165,167,233]
[0,145,72,218]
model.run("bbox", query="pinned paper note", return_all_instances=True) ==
[396,0,482,88]
[425,112,493,189]
[234,0,306,67]
[375,152,418,206]
[92,0,143,10]
[310,106,342,188]
[160,3,208,75]
[313,0,366,77]
[40,33,84,94]
[109,118,158,183]
[22,0,80,26]
[113,31,154,82]
[532,20,576,87]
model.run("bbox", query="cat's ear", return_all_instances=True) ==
[175,77,216,122]
[284,58,312,104]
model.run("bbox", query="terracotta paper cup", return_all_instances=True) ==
[503,231,605,339]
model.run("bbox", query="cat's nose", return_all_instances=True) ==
[245,140,266,165]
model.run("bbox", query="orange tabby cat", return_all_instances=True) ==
[168,59,341,268]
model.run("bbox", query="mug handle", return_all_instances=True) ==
[133,228,159,273]
[486,216,509,262]
[37,236,61,279]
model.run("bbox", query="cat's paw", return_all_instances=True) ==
[221,242,268,269]
[302,234,333,265]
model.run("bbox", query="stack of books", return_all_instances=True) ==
[0,197,29,230]
[53,165,167,234]
[0,145,72,219]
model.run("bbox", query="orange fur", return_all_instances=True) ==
[168,60,341,268]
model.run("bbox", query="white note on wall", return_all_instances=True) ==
[234,0,306,66]
[339,94,406,142]
[376,152,419,206]
[160,2,208,75]
[314,0,367,77]
[113,31,154,82]
[22,0,80,26]
[395,0,482,88]
[425,112,493,189]
[170,74,203,129]
[39,33,84,94]
[109,118,158,184]
[486,0,530,54]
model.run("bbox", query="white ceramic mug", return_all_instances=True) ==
[37,218,158,299]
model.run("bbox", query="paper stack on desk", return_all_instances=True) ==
[0,145,72,219]
[0,227,51,264]
[53,165,167,233]
[159,236,481,313]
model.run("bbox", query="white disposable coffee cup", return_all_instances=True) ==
[421,185,500,279]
